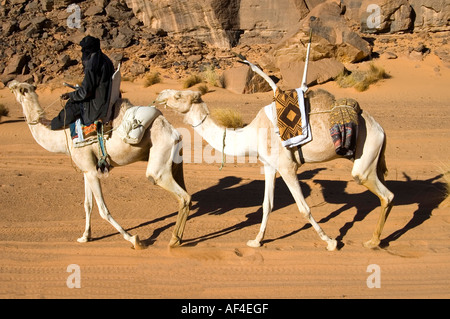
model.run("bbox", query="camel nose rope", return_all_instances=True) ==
[43,97,61,112]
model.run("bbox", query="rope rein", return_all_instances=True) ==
[191,113,209,128]
[60,98,83,173]
[190,112,226,171]
[309,104,357,115]
[219,128,226,171]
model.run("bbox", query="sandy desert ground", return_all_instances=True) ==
[0,53,449,300]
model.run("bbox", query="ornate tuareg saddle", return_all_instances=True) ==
[274,88,304,142]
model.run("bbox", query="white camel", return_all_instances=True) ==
[9,80,191,249]
[156,88,394,251]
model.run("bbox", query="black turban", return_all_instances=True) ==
[80,36,101,62]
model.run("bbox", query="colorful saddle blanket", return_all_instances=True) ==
[274,88,303,141]
[70,119,111,148]
[329,98,361,157]
[264,87,312,148]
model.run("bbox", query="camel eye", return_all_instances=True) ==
[174,92,182,100]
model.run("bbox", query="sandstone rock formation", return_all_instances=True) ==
[273,1,372,63]
[360,0,414,34]
[0,0,448,90]
[124,0,311,49]
[409,0,450,31]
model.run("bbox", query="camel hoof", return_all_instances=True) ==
[246,239,261,248]
[326,239,337,251]
[131,235,146,250]
[169,236,181,248]
[363,239,380,249]
[77,236,90,243]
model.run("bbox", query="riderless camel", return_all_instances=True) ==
[156,88,394,251]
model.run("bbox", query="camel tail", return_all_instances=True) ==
[377,134,388,181]
[171,134,187,191]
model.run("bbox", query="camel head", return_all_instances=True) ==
[156,89,202,114]
[156,89,210,127]
[8,80,43,124]
[8,80,37,104]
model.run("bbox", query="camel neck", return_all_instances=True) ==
[193,114,258,158]
[19,95,70,154]
[27,122,70,154]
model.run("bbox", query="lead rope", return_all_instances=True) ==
[61,98,83,173]
[96,121,110,177]
[219,128,226,171]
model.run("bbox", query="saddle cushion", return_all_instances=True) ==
[116,105,162,144]
[329,98,361,157]
[70,119,112,148]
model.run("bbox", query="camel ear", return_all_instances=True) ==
[20,87,29,95]
[7,80,19,90]
[191,92,202,103]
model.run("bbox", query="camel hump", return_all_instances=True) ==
[332,98,361,115]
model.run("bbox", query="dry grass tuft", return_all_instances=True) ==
[0,103,9,122]
[202,65,222,87]
[335,63,390,91]
[212,108,244,129]
[144,72,161,87]
[183,74,204,88]
[197,84,209,95]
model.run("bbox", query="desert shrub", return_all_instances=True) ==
[202,65,221,87]
[121,76,135,83]
[335,63,390,91]
[144,72,161,87]
[0,104,9,121]
[183,74,203,88]
[212,108,244,129]
[197,84,209,95]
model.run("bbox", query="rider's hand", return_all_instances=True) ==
[60,92,70,100]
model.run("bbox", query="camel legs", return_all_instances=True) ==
[146,148,191,248]
[83,170,144,249]
[247,164,276,247]
[361,176,393,248]
[352,151,394,249]
[77,176,93,243]
[278,164,337,251]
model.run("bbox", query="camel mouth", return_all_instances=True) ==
[154,97,168,107]
[155,90,173,108]
[7,80,20,91]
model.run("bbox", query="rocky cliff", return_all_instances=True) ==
[125,0,449,48]
[0,0,448,89]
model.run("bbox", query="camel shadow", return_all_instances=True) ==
[132,168,324,246]
[308,172,447,248]
[96,170,446,249]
